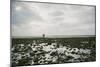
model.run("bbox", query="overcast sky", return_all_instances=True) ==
[11,1,96,37]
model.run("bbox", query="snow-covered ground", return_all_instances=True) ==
[11,39,95,66]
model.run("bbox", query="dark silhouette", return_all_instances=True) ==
[42,34,45,38]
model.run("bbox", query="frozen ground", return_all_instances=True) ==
[11,37,96,66]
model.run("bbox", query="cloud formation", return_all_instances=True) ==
[11,1,96,36]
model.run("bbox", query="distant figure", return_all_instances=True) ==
[42,34,45,38]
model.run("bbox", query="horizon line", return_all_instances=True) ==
[11,35,96,38]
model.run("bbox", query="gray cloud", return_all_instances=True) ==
[49,11,65,16]
[11,1,96,36]
[11,1,44,26]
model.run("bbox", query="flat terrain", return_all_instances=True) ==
[11,37,96,66]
